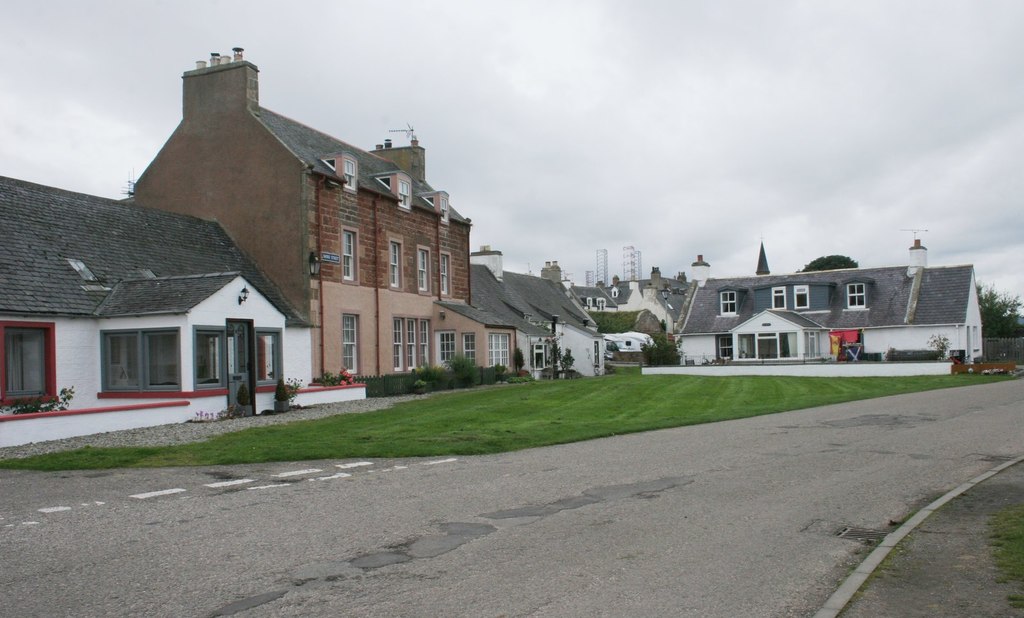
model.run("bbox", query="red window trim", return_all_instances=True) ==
[0,321,57,405]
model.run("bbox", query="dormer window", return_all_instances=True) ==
[847,283,866,308]
[342,155,357,191]
[440,195,449,224]
[611,287,619,298]
[720,290,737,314]
[586,297,594,309]
[597,298,607,310]
[794,285,809,309]
[772,287,786,309]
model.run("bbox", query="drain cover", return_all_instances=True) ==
[837,526,889,544]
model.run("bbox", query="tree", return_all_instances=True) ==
[977,283,1022,338]
[800,255,859,272]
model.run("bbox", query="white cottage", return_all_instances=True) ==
[0,176,360,447]
[676,242,983,365]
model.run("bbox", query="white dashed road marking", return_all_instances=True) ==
[335,462,374,469]
[204,479,255,488]
[272,468,322,478]
[423,458,458,465]
[38,506,72,514]
[248,483,292,490]
[311,472,352,481]
[130,488,187,500]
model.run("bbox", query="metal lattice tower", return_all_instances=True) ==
[585,270,595,286]
[595,249,608,285]
[622,246,642,281]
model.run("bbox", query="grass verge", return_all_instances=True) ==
[991,503,1024,607]
[0,373,1009,471]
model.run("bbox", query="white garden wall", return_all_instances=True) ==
[644,362,952,378]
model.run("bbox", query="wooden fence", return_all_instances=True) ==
[983,338,1024,362]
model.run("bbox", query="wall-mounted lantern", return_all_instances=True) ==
[238,286,250,305]
[309,252,321,276]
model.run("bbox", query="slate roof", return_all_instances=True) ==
[468,265,594,336]
[681,265,975,335]
[0,176,303,324]
[571,285,618,309]
[94,273,239,317]
[256,108,469,224]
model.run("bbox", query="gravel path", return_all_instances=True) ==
[0,395,419,461]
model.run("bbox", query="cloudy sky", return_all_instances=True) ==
[3,1,1022,296]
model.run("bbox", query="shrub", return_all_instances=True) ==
[275,378,289,402]
[560,349,575,374]
[317,370,354,386]
[448,354,477,387]
[416,364,447,384]
[1,386,75,415]
[235,382,251,407]
[506,375,535,384]
[285,378,303,404]
[513,347,525,373]
[642,333,681,366]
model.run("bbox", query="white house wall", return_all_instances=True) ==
[559,325,604,376]
[285,326,314,383]
[678,334,718,364]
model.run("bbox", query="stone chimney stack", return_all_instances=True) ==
[541,261,563,283]
[374,140,427,183]
[183,47,259,120]
[470,245,504,281]
[908,238,928,274]
[692,254,711,287]
[649,266,663,290]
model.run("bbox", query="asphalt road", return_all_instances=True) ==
[1,379,1021,617]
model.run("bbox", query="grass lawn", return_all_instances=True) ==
[0,372,1008,471]
[991,504,1024,607]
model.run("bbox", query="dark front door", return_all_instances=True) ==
[227,319,256,416]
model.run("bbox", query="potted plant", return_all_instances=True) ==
[273,378,290,413]
[412,379,428,395]
[235,382,252,417]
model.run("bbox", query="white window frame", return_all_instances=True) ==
[342,156,357,191]
[439,331,456,364]
[794,285,809,310]
[772,287,786,310]
[406,319,417,369]
[342,230,356,281]
[389,242,401,288]
[440,195,449,224]
[417,248,430,292]
[847,283,866,308]
[720,290,737,314]
[398,179,412,208]
[440,253,450,296]
[392,318,404,371]
[342,314,358,372]
[597,298,606,310]
[488,333,510,367]
[462,333,476,363]
[419,320,429,365]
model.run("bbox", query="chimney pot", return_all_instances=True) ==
[232,47,244,61]
[376,144,384,150]
[196,60,207,70]
[384,138,392,149]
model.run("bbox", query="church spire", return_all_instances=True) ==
[756,242,770,276]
